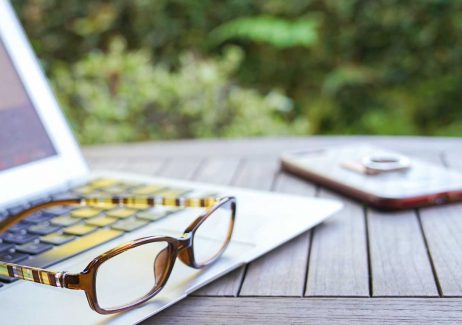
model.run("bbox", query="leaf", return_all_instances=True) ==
[210,15,319,48]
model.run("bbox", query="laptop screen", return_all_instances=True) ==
[0,38,56,171]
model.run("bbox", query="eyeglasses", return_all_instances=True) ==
[0,195,236,314]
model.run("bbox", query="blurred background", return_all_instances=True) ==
[12,0,462,144]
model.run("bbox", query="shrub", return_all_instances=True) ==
[52,40,306,144]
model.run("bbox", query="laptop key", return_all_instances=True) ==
[44,206,74,216]
[0,252,28,283]
[64,224,97,236]
[16,242,53,255]
[71,208,103,219]
[88,178,118,188]
[0,210,8,221]
[25,211,56,224]
[0,276,18,283]
[156,188,191,197]
[0,251,29,263]
[131,184,165,195]
[106,208,137,219]
[41,233,76,245]
[0,276,17,283]
[0,243,15,253]
[28,223,62,235]
[51,215,80,227]
[9,221,33,233]
[73,185,100,195]
[24,229,123,268]
[86,216,118,227]
[112,219,149,232]
[137,209,169,222]
[100,185,128,195]
[2,232,39,245]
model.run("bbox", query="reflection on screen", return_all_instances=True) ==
[0,38,56,171]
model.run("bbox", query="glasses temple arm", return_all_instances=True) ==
[0,260,79,289]
[0,196,221,235]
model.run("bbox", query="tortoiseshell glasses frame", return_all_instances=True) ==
[0,195,236,314]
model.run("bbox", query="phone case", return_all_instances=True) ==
[281,144,462,210]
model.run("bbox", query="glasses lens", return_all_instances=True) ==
[193,199,234,265]
[95,240,170,311]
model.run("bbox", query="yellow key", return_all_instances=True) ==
[64,224,96,236]
[73,185,98,194]
[89,178,118,188]
[51,215,80,226]
[156,188,189,197]
[106,208,138,219]
[71,208,103,219]
[132,185,165,195]
[102,185,126,194]
[86,216,118,227]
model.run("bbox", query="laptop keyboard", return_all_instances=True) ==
[0,178,196,286]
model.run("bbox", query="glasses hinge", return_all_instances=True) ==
[61,272,81,290]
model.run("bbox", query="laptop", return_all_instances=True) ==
[0,1,342,323]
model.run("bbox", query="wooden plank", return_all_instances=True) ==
[145,297,462,324]
[192,158,241,185]
[272,171,317,196]
[239,233,311,297]
[306,190,369,296]
[418,151,462,296]
[239,172,316,296]
[367,209,438,296]
[231,158,280,190]
[419,204,462,296]
[195,157,280,296]
[154,158,203,180]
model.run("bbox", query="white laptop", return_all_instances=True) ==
[0,1,341,324]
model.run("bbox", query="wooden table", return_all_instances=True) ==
[84,136,462,324]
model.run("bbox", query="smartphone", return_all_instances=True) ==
[280,144,462,210]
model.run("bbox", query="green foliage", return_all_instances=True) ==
[52,41,305,144]
[12,0,462,143]
[210,16,319,48]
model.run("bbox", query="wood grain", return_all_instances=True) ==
[154,158,203,180]
[367,209,438,296]
[305,190,369,296]
[419,204,462,296]
[418,151,462,296]
[239,233,311,297]
[239,172,316,296]
[272,171,317,196]
[193,158,241,185]
[231,157,280,190]
[146,297,462,324]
